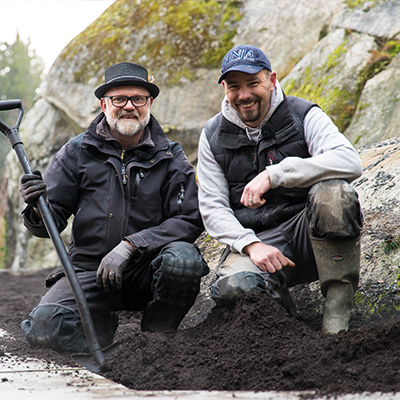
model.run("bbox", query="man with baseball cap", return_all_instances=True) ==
[197,45,363,334]
[19,62,208,353]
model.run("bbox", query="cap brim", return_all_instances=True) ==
[95,77,160,99]
[218,65,265,84]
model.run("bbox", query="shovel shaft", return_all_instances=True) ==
[15,139,105,366]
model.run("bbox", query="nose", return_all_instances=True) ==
[123,99,136,109]
[237,86,251,100]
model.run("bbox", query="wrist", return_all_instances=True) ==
[123,239,137,252]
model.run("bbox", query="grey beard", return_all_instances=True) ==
[105,108,150,137]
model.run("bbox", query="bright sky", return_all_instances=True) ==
[0,0,116,72]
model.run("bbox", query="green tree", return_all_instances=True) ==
[0,32,44,170]
[0,33,44,268]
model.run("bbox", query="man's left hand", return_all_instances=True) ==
[240,169,271,209]
[96,240,136,292]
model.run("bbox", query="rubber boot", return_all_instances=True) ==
[141,300,191,332]
[311,236,360,334]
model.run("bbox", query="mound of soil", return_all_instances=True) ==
[2,266,400,397]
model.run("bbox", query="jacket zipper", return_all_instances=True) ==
[121,149,127,185]
[133,169,144,197]
[177,183,185,214]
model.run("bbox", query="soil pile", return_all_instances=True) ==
[2,267,400,397]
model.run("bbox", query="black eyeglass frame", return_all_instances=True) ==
[103,95,151,108]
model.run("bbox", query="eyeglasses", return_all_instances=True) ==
[104,95,150,108]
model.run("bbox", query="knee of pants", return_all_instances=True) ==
[307,179,363,238]
[21,304,118,354]
[151,241,209,308]
[210,271,268,306]
[21,304,88,353]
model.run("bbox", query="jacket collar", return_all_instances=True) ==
[84,113,170,154]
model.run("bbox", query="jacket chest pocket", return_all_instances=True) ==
[128,168,164,229]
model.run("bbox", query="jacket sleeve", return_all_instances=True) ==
[268,106,363,189]
[124,146,204,257]
[22,142,79,238]
[197,129,261,254]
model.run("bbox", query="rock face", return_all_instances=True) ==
[4,0,400,273]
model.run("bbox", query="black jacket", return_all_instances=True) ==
[23,113,203,270]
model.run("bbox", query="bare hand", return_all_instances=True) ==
[241,169,271,209]
[243,242,295,274]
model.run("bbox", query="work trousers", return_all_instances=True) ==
[21,241,208,353]
[210,179,363,304]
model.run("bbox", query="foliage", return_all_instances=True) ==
[61,0,242,86]
[0,33,44,268]
[0,33,44,121]
[0,33,44,167]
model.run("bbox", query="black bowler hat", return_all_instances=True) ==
[95,62,160,99]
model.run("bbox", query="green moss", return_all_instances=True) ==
[345,0,380,10]
[354,288,400,317]
[283,37,354,131]
[60,0,242,86]
[283,35,400,133]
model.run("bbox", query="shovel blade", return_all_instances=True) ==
[72,341,123,373]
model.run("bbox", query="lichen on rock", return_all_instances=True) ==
[60,0,242,87]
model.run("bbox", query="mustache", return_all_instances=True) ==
[236,98,257,106]
[118,110,139,118]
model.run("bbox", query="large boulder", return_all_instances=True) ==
[4,0,400,275]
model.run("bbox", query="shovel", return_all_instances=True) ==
[0,99,122,372]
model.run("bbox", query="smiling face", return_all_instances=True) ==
[100,85,153,144]
[222,69,277,128]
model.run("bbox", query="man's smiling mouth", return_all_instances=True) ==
[239,101,256,109]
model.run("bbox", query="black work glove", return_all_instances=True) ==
[96,240,137,292]
[19,169,47,208]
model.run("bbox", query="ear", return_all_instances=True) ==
[100,97,107,113]
[269,72,277,91]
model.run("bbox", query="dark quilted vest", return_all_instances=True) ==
[205,94,317,232]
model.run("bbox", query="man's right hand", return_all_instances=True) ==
[19,170,47,207]
[243,241,295,274]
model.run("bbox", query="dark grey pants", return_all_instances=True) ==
[210,179,363,304]
[21,241,208,353]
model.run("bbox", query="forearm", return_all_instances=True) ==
[197,131,259,253]
[268,107,362,189]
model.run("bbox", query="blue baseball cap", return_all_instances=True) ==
[218,45,272,84]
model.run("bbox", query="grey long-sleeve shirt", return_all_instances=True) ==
[197,82,362,254]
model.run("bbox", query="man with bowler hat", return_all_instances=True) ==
[197,45,363,334]
[19,62,208,353]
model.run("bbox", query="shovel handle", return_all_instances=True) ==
[0,100,24,132]
[0,99,22,111]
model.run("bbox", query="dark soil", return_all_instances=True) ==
[2,266,400,398]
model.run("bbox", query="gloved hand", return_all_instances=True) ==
[96,240,137,292]
[19,169,47,208]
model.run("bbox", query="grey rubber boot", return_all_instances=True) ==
[311,236,360,334]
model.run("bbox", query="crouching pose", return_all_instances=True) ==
[197,45,363,334]
[19,62,208,353]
